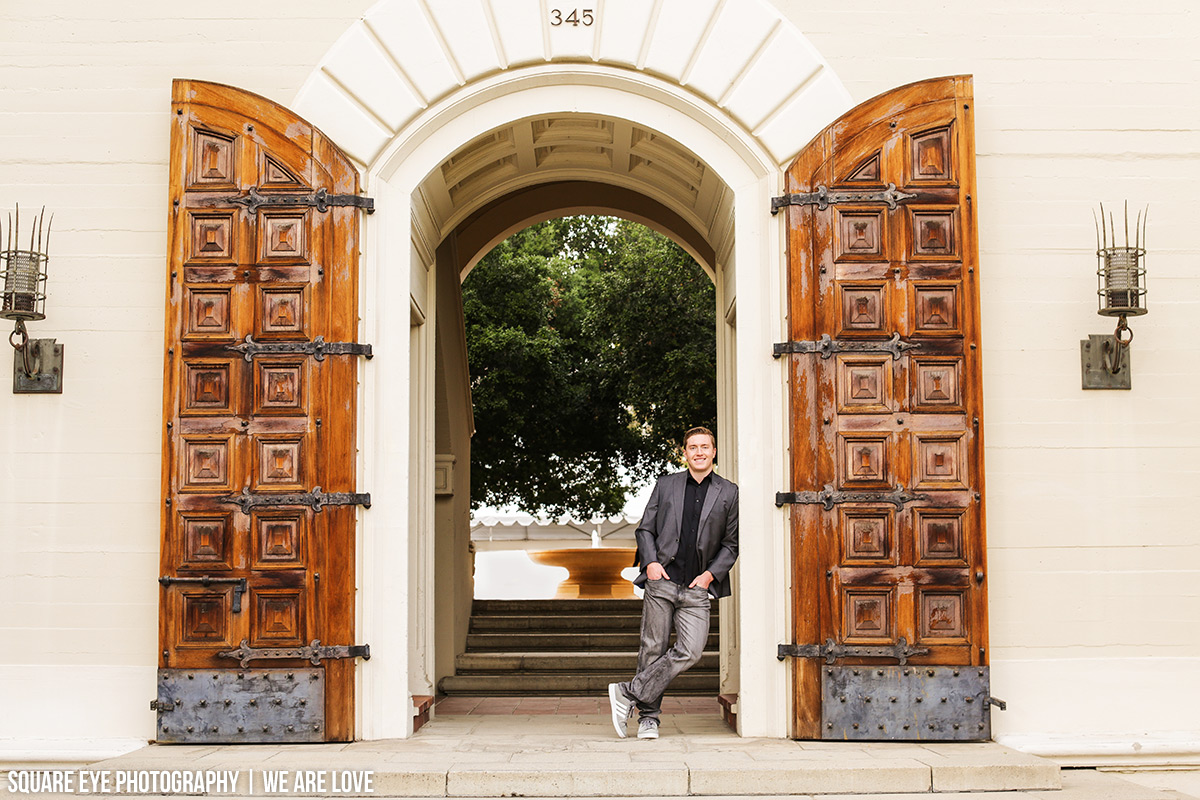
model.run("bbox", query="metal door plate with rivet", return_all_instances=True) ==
[1080,335,1131,389]
[155,668,324,744]
[822,665,991,741]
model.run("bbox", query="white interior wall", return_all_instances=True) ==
[0,0,1196,761]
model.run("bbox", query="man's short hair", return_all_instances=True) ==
[683,426,716,447]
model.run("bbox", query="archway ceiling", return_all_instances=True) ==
[414,114,733,264]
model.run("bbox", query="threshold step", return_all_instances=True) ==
[469,614,644,631]
[439,672,717,695]
[454,651,719,672]
[472,599,642,614]
[466,631,719,650]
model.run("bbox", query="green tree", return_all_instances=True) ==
[463,217,716,517]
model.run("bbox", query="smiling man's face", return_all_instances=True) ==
[684,432,716,474]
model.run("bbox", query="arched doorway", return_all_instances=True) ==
[420,115,733,712]
[348,65,803,739]
[289,0,853,741]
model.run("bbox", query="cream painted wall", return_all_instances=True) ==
[0,1,378,759]
[0,0,1197,761]
[775,0,1200,758]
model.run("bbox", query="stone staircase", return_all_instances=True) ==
[438,598,720,696]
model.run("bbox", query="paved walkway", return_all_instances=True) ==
[5,712,1197,799]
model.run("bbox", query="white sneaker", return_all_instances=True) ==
[608,683,633,738]
[637,718,659,739]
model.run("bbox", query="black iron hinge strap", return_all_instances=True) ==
[775,484,929,511]
[214,187,375,214]
[771,183,916,215]
[777,637,930,665]
[218,639,371,668]
[219,487,372,515]
[227,335,373,362]
[773,333,920,360]
[159,576,248,613]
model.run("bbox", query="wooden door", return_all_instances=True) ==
[779,76,989,740]
[158,80,371,743]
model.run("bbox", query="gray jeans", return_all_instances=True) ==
[619,578,711,721]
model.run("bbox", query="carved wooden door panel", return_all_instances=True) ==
[779,76,990,740]
[158,80,370,743]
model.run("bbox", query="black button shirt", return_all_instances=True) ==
[667,472,711,587]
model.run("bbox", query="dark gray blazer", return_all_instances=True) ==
[632,470,739,599]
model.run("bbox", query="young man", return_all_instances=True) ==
[608,426,739,739]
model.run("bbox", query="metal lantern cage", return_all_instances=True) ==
[1,248,49,322]
[1096,202,1148,320]
[1,205,51,321]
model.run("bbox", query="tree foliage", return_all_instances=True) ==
[462,217,716,517]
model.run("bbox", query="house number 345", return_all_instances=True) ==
[550,8,595,26]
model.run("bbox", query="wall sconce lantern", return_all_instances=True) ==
[1081,203,1147,390]
[2,205,63,393]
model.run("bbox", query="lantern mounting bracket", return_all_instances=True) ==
[1080,333,1131,390]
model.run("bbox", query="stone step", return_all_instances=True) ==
[469,613,644,631]
[472,598,642,615]
[454,651,719,673]
[466,631,719,651]
[438,670,718,695]
[33,733,1069,797]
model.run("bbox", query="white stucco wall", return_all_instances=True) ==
[1,0,1197,762]
[785,0,1200,759]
